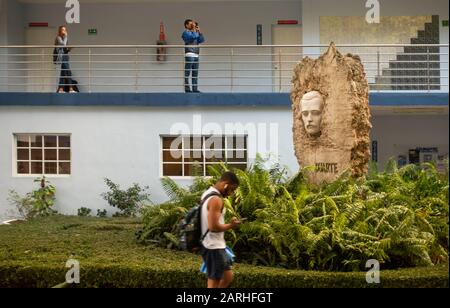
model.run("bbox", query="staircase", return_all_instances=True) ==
[375,15,441,91]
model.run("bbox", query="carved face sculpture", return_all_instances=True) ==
[300,91,324,137]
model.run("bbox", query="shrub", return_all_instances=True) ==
[138,157,449,272]
[96,209,107,218]
[138,174,215,248]
[101,178,151,217]
[31,177,56,216]
[7,176,57,219]
[7,190,36,219]
[77,207,92,217]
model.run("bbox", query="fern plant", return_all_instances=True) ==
[137,157,449,272]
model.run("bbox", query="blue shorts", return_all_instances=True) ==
[200,247,232,280]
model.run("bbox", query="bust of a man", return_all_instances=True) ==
[300,91,324,138]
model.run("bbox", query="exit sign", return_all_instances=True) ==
[443,20,449,27]
[88,28,98,35]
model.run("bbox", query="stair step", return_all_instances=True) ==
[389,61,423,70]
[425,22,439,34]
[381,69,392,77]
[374,16,441,89]
[398,53,440,60]
[424,23,433,31]
[432,15,439,25]
[404,46,423,53]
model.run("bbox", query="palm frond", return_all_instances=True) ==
[160,177,188,202]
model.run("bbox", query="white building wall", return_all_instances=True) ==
[5,0,25,92]
[24,1,301,46]
[17,1,302,92]
[0,0,25,92]
[0,106,297,217]
[0,0,7,92]
[3,0,448,92]
[0,106,448,218]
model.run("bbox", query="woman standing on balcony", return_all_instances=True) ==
[55,26,75,93]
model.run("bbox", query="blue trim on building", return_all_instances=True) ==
[0,92,448,107]
[369,92,448,106]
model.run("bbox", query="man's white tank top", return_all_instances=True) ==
[201,187,226,249]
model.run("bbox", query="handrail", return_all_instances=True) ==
[1,43,449,48]
[0,44,448,93]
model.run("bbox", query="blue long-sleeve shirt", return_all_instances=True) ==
[182,30,205,55]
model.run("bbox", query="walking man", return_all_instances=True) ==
[201,171,241,288]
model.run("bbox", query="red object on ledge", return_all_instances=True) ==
[277,20,299,25]
[157,21,167,62]
[159,22,166,41]
[29,22,49,27]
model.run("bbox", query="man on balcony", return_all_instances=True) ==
[182,19,205,93]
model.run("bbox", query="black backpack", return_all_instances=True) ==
[179,191,221,252]
[52,48,58,64]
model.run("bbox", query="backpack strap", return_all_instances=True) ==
[200,191,222,241]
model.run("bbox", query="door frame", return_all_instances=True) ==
[271,24,303,92]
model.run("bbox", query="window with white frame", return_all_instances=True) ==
[14,134,71,175]
[161,135,247,177]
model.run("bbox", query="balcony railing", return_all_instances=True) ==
[0,44,448,93]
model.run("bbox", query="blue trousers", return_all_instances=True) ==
[184,56,199,91]
[59,55,73,90]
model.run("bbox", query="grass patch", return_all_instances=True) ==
[0,216,447,288]
[89,224,126,231]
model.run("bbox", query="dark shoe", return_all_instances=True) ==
[192,89,201,93]
[185,87,192,93]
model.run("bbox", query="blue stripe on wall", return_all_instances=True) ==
[0,92,448,107]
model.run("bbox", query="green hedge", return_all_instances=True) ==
[0,261,448,288]
[0,216,448,288]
